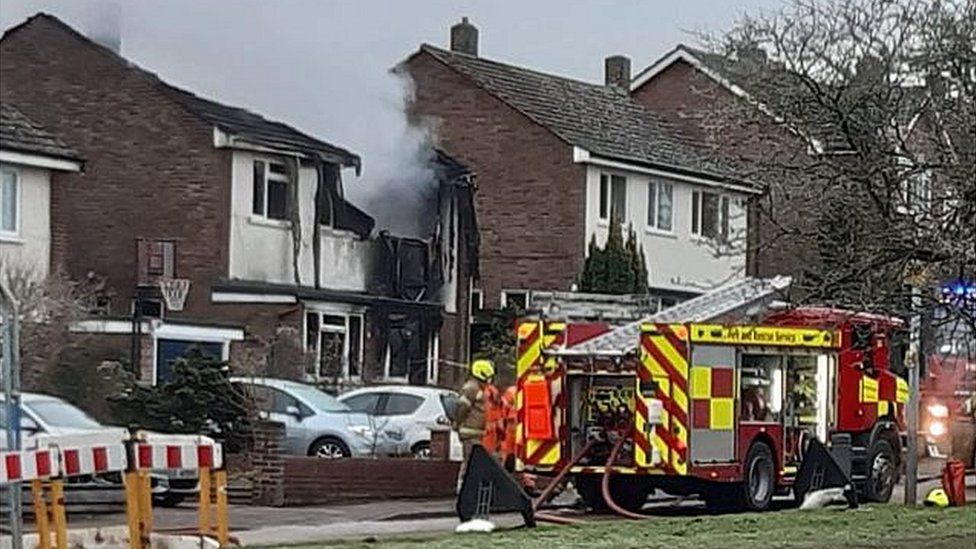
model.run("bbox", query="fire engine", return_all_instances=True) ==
[920,330,976,467]
[514,307,909,512]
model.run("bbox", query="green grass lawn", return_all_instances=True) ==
[294,505,975,549]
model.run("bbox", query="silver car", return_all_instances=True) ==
[232,377,381,458]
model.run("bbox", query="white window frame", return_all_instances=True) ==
[691,189,731,241]
[426,331,440,385]
[598,172,627,223]
[469,288,484,323]
[251,159,291,222]
[304,310,364,382]
[501,289,529,310]
[382,343,408,383]
[646,179,674,234]
[0,166,21,239]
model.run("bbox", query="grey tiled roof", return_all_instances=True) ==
[4,14,359,169]
[562,276,792,355]
[160,85,361,169]
[0,103,80,161]
[419,45,744,183]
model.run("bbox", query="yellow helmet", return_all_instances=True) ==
[924,488,949,507]
[470,359,495,381]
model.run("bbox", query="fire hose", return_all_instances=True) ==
[530,419,649,521]
[600,429,648,520]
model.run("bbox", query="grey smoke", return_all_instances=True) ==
[1,0,784,239]
[80,0,121,54]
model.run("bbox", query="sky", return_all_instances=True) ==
[0,0,784,233]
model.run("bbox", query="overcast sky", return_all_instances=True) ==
[1,0,783,232]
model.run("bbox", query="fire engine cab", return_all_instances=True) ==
[514,307,909,512]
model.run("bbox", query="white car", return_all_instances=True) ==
[339,385,462,460]
[1,393,198,507]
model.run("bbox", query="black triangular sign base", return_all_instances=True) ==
[456,444,536,527]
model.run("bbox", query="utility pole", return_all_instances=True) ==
[904,282,922,506]
[1,280,23,548]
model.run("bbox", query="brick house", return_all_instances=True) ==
[0,14,477,389]
[1,103,83,281]
[399,19,760,319]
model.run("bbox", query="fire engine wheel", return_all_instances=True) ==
[864,439,896,503]
[576,475,647,513]
[707,442,775,512]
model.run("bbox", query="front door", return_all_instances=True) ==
[689,345,737,463]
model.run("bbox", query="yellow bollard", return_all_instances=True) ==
[198,465,212,536]
[30,479,52,549]
[124,471,143,549]
[214,469,229,547]
[49,479,68,549]
[138,470,153,541]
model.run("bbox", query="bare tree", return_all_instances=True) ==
[0,266,103,387]
[690,0,974,327]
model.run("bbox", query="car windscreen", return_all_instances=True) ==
[26,400,102,429]
[287,384,350,412]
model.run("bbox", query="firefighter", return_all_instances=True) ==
[454,359,499,489]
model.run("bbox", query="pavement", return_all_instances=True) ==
[8,458,976,546]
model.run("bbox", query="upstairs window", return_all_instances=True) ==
[304,311,364,381]
[691,190,730,240]
[598,173,627,222]
[647,180,673,232]
[252,160,290,221]
[0,168,18,235]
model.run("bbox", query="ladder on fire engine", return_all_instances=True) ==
[562,276,793,355]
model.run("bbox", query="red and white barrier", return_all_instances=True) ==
[1,448,56,484]
[134,434,223,470]
[58,444,127,477]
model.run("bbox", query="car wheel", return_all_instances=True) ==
[863,439,896,503]
[309,437,351,459]
[412,442,432,460]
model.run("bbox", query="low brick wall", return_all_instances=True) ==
[283,457,460,506]
[244,420,460,506]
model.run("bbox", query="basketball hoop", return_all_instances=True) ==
[159,277,191,311]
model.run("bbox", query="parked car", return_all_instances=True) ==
[339,385,462,460]
[0,393,197,507]
[232,377,381,458]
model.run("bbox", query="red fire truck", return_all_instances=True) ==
[514,307,909,512]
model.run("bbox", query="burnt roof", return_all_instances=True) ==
[412,45,747,185]
[0,102,81,162]
[432,148,472,182]
[2,14,359,169]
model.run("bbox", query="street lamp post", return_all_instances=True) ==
[1,280,23,548]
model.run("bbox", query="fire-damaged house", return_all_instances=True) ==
[0,14,478,388]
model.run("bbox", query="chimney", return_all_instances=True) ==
[604,55,631,89]
[450,17,478,56]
